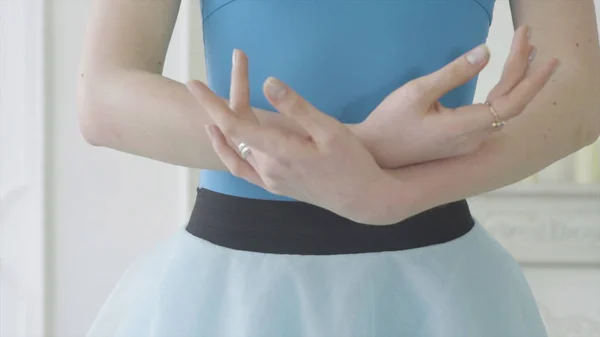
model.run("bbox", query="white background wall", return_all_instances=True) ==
[45,1,201,335]
[0,0,598,336]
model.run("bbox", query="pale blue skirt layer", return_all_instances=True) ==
[86,222,548,337]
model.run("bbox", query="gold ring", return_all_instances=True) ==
[485,101,506,131]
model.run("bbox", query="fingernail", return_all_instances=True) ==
[265,77,287,101]
[466,44,489,65]
[528,46,537,63]
[526,26,532,41]
[205,125,214,142]
[232,49,238,66]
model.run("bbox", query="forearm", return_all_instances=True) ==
[387,66,600,215]
[77,69,296,170]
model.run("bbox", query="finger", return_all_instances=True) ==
[487,25,535,101]
[262,76,342,146]
[188,79,311,159]
[187,79,255,139]
[493,57,561,118]
[230,49,250,111]
[434,104,494,135]
[444,58,560,134]
[413,44,490,101]
[205,125,266,188]
[230,49,258,123]
[235,125,310,159]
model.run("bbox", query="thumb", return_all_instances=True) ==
[415,44,490,101]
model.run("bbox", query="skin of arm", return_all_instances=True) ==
[77,0,500,175]
[77,0,303,170]
[77,0,525,178]
[381,0,600,217]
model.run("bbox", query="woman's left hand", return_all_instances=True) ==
[355,25,559,168]
[186,50,402,225]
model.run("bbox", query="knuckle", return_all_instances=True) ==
[447,63,463,77]
[534,71,552,87]
[497,101,520,119]
[231,102,247,115]
[519,76,534,89]
[448,62,470,80]
[221,123,237,137]
[321,127,346,147]
[515,43,530,59]
[442,120,468,138]
[509,105,525,119]
[405,80,427,98]
[488,81,511,99]
[261,158,283,180]
[282,92,305,111]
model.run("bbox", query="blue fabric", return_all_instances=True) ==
[198,0,495,200]
[86,223,548,336]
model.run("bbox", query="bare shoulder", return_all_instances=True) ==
[509,0,599,66]
[80,0,182,74]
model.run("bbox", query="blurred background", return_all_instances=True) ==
[1,0,599,336]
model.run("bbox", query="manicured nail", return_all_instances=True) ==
[466,44,489,65]
[265,77,287,100]
[231,49,238,66]
[528,46,537,63]
[205,125,215,142]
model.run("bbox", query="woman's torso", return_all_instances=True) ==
[199,0,495,200]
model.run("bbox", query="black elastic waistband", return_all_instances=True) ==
[186,188,475,255]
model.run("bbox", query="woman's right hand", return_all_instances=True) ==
[188,50,400,225]
[354,25,559,169]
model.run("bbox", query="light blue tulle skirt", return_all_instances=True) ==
[86,222,548,337]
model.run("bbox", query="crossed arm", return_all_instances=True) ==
[78,0,599,223]
[77,0,295,170]
[388,0,600,215]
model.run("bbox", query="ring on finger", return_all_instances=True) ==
[237,142,252,160]
[484,101,506,131]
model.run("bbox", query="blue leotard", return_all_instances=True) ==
[198,0,495,200]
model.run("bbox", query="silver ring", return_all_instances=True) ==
[237,142,251,160]
[485,101,506,131]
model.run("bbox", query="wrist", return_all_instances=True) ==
[347,122,370,147]
[353,171,418,225]
[347,122,385,165]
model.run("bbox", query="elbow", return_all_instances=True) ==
[581,99,600,147]
[574,76,600,148]
[583,79,600,146]
[76,73,110,147]
[77,105,104,147]
[575,115,600,148]
[572,120,600,150]
[584,72,600,145]
[584,125,600,146]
